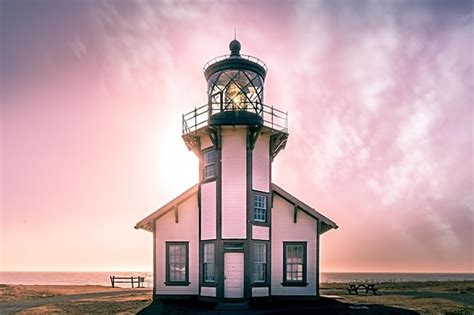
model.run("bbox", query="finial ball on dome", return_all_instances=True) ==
[229,39,241,56]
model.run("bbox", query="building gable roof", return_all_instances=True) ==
[134,184,199,232]
[272,183,338,234]
[134,183,338,234]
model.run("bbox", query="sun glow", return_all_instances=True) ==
[153,133,199,193]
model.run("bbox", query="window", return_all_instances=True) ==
[166,242,189,285]
[224,242,244,251]
[253,243,267,283]
[254,194,267,222]
[283,242,307,286]
[203,243,215,283]
[203,149,216,179]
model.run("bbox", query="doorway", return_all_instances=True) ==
[224,252,244,298]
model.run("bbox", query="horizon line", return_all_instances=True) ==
[2,270,473,274]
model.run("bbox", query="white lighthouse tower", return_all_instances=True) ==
[135,39,337,304]
[182,39,288,299]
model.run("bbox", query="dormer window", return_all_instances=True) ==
[203,149,216,180]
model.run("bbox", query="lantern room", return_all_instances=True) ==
[205,39,266,123]
[182,39,288,159]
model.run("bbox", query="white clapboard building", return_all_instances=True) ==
[135,40,338,302]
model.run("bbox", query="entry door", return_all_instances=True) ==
[224,252,244,298]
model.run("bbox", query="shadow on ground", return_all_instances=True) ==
[138,297,419,314]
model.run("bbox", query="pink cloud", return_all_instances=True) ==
[1,0,472,272]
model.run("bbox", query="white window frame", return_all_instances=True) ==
[203,149,216,180]
[254,194,267,222]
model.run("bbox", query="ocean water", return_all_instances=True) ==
[0,272,472,286]
[0,272,153,287]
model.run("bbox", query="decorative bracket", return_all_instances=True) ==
[247,125,262,150]
[182,134,201,156]
[207,126,220,149]
[174,205,179,223]
[293,205,298,223]
[270,132,289,160]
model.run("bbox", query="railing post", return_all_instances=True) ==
[182,114,185,134]
[271,105,274,130]
[194,108,197,133]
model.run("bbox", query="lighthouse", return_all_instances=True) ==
[135,39,337,303]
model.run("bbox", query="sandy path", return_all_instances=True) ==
[0,289,149,314]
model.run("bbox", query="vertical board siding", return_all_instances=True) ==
[155,195,199,295]
[252,134,270,192]
[201,182,216,240]
[200,134,213,150]
[200,286,217,297]
[252,287,269,297]
[221,128,247,239]
[252,225,269,240]
[271,195,317,296]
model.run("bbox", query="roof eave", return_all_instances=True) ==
[134,184,199,232]
[272,183,338,234]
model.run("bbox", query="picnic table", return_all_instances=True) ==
[347,284,378,295]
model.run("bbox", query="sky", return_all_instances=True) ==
[1,0,473,273]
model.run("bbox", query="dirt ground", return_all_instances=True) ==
[0,281,473,314]
[0,285,151,314]
[320,280,474,314]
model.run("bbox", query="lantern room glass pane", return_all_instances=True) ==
[207,69,264,114]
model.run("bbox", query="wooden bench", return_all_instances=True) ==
[110,276,145,288]
[347,284,378,295]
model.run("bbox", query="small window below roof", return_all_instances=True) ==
[203,149,216,180]
[254,194,267,223]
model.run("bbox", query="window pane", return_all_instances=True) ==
[254,194,267,222]
[168,244,187,282]
[203,150,215,179]
[253,243,267,283]
[203,243,215,282]
[285,243,305,282]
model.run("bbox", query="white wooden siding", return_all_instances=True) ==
[200,286,216,297]
[200,134,213,150]
[221,127,247,239]
[252,225,269,240]
[200,182,216,240]
[252,134,270,192]
[271,194,317,296]
[252,287,269,297]
[155,195,199,295]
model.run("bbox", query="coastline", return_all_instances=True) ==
[1,281,473,314]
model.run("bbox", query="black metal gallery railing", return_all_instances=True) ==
[203,54,268,73]
[182,103,288,135]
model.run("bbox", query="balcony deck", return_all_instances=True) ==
[182,103,288,159]
[182,103,288,135]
